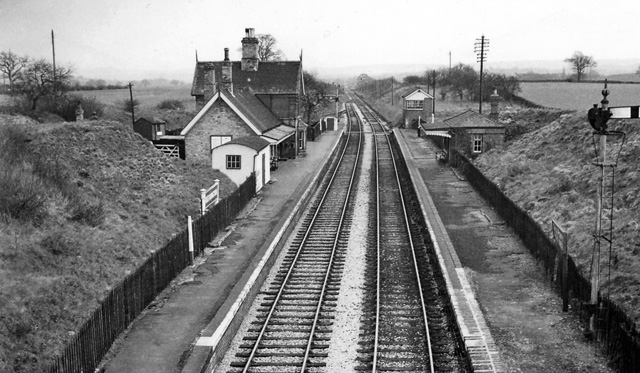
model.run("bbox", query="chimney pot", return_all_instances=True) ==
[489,87,501,120]
[241,27,259,71]
[224,48,229,61]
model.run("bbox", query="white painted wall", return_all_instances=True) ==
[211,143,270,192]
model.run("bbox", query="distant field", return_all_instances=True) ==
[71,86,195,111]
[519,82,640,111]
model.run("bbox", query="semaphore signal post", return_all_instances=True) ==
[586,80,630,337]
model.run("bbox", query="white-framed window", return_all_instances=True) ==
[226,155,241,169]
[473,134,483,153]
[405,100,423,110]
[211,135,232,150]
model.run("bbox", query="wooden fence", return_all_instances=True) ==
[46,175,256,373]
[451,150,640,372]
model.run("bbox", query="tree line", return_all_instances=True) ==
[0,50,74,110]
[359,64,521,102]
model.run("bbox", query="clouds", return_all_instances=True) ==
[1,0,638,81]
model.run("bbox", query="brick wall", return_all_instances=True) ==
[466,127,505,152]
[403,98,434,128]
[184,100,255,165]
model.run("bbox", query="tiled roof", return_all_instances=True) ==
[224,136,270,151]
[191,61,301,96]
[135,117,166,125]
[402,87,433,99]
[181,89,284,136]
[443,110,504,128]
[224,88,283,133]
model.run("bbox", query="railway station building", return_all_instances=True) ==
[419,90,505,157]
[183,28,306,174]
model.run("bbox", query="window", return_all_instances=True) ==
[473,134,483,153]
[211,135,232,150]
[226,155,241,169]
[405,100,423,110]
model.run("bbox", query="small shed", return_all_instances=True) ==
[325,116,338,131]
[211,136,271,192]
[133,117,166,141]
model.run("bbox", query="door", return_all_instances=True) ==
[262,153,266,187]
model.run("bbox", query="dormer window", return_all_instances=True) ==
[405,100,423,110]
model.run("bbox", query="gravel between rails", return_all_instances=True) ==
[212,149,351,372]
[323,129,373,372]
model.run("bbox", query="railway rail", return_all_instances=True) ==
[223,101,364,372]
[351,95,467,372]
[214,95,468,372]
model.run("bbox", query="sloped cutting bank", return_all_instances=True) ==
[451,149,640,372]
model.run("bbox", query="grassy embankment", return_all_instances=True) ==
[0,87,234,372]
[364,83,640,329]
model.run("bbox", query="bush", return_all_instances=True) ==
[68,199,106,227]
[122,98,140,113]
[41,230,80,256]
[156,99,185,110]
[52,94,106,121]
[0,164,48,225]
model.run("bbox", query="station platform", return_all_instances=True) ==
[394,128,504,372]
[101,127,344,373]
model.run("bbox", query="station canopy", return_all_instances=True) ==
[421,130,451,138]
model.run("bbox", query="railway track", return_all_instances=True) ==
[214,95,468,372]
[223,102,364,372]
[353,95,468,372]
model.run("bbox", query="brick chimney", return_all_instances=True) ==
[221,48,233,93]
[241,28,259,71]
[203,65,216,106]
[489,87,501,120]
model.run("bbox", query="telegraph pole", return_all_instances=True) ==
[391,77,394,105]
[128,83,135,126]
[432,70,436,115]
[474,35,489,113]
[51,30,57,96]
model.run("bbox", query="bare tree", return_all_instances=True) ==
[301,71,334,124]
[565,51,597,81]
[16,58,72,110]
[257,34,284,61]
[0,50,28,92]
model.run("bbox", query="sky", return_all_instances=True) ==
[1,0,639,82]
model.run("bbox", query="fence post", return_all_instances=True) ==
[562,227,568,312]
[188,215,194,265]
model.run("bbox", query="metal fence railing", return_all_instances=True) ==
[46,175,256,373]
[450,149,640,372]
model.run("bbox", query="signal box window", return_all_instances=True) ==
[405,100,423,110]
[226,155,241,169]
